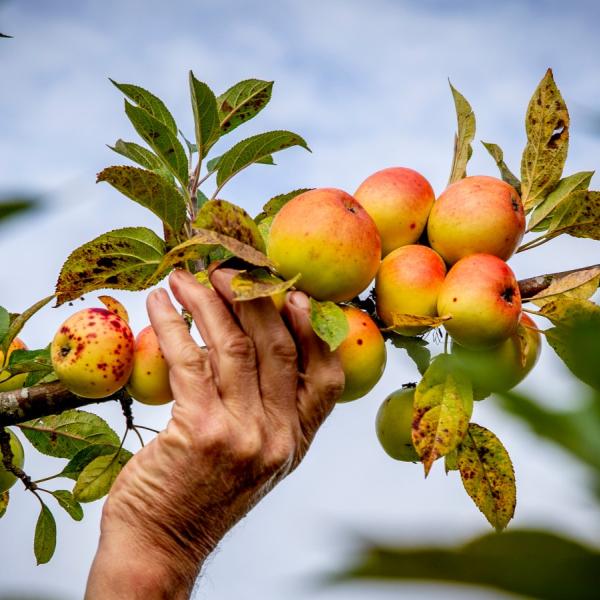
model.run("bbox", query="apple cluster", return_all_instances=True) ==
[266,168,542,460]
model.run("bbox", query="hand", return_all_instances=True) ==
[85,268,344,599]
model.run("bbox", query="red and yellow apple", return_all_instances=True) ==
[337,306,386,402]
[375,245,446,336]
[437,253,521,349]
[355,167,435,256]
[0,338,28,392]
[127,325,173,406]
[375,387,419,462]
[51,308,135,399]
[427,175,525,264]
[267,188,381,302]
[0,429,24,493]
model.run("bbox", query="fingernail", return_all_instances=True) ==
[289,291,310,310]
[151,288,170,305]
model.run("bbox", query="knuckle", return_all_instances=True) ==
[172,343,207,372]
[222,333,255,363]
[267,334,297,363]
[233,426,263,462]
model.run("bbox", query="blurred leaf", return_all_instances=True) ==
[0,197,38,224]
[97,166,187,232]
[231,269,299,302]
[20,410,120,459]
[334,529,600,600]
[59,444,121,481]
[528,266,600,305]
[34,503,56,565]
[457,423,516,531]
[387,334,431,375]
[98,295,129,323]
[51,490,83,521]
[217,79,273,134]
[528,171,593,231]
[447,82,475,184]
[0,33,13,38]
[215,130,310,192]
[520,69,569,212]
[309,299,349,352]
[73,449,132,503]
[189,71,220,159]
[0,295,53,357]
[412,355,473,475]
[546,190,600,240]
[55,227,165,305]
[0,491,8,518]
[255,188,313,223]
[193,199,265,251]
[481,142,521,193]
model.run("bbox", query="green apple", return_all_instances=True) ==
[375,387,419,461]
[0,429,24,493]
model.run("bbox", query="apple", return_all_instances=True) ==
[453,313,541,398]
[427,175,526,264]
[337,306,386,402]
[375,244,447,335]
[0,338,28,392]
[375,387,419,462]
[51,308,135,399]
[0,429,24,493]
[437,253,521,349]
[354,167,435,256]
[267,188,381,302]
[127,326,173,405]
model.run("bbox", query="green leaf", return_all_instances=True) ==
[0,306,9,345]
[193,199,265,252]
[207,153,274,176]
[108,139,164,171]
[457,423,516,531]
[51,490,83,521]
[215,130,310,193]
[387,334,431,376]
[257,215,274,248]
[189,71,220,159]
[412,355,473,475]
[7,347,52,375]
[110,79,177,134]
[520,69,570,212]
[73,450,132,503]
[0,197,38,224]
[447,82,476,184]
[0,490,8,518]
[546,190,600,240]
[231,269,300,302]
[34,503,56,565]
[309,299,349,352]
[124,101,189,188]
[196,189,209,209]
[20,410,120,459]
[481,142,521,194]
[60,444,121,481]
[217,79,273,134]
[97,166,187,232]
[55,227,165,305]
[528,171,593,231]
[255,188,313,222]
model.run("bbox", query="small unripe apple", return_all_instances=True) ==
[337,306,386,402]
[354,167,435,256]
[0,429,25,493]
[427,175,525,264]
[0,338,28,392]
[51,308,135,399]
[453,313,541,398]
[267,188,381,302]
[375,387,419,462]
[127,326,173,406]
[437,254,521,349]
[375,245,446,335]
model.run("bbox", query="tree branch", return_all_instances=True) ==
[518,263,600,299]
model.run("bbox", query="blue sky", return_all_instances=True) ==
[1,1,600,599]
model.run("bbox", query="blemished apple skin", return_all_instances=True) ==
[375,387,419,462]
[127,326,173,406]
[354,167,435,256]
[0,338,28,392]
[427,175,526,265]
[375,245,447,335]
[0,429,25,493]
[437,254,522,350]
[453,313,541,399]
[267,188,381,303]
[51,308,135,399]
[337,306,387,403]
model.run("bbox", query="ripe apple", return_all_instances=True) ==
[0,338,28,392]
[0,429,24,493]
[127,326,173,406]
[375,387,419,462]
[337,306,386,402]
[375,245,447,335]
[267,188,381,302]
[427,175,526,264]
[453,312,541,398]
[437,254,521,349]
[51,308,135,399]
[354,167,435,256]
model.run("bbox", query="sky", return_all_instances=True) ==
[1,0,600,598]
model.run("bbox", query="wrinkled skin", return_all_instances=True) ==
[86,269,344,599]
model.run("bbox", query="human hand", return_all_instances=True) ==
[85,268,344,599]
